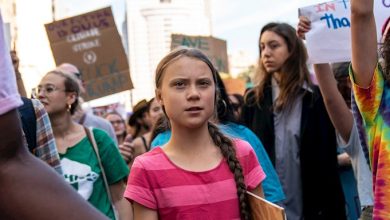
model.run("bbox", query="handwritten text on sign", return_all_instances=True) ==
[299,0,389,64]
[171,34,229,73]
[45,7,133,101]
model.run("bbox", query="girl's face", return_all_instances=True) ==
[260,30,290,74]
[147,99,163,127]
[106,113,126,136]
[156,56,215,129]
[38,73,74,115]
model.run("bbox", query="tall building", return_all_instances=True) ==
[229,50,256,78]
[0,0,17,49]
[0,0,55,97]
[126,0,212,103]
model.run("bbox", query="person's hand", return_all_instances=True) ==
[337,152,352,167]
[297,16,311,40]
[119,138,134,163]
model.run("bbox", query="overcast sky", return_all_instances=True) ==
[57,0,325,61]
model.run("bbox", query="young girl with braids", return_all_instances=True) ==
[124,47,265,220]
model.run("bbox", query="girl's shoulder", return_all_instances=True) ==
[231,138,255,158]
[132,147,169,170]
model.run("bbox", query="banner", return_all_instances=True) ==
[299,0,389,64]
[171,34,229,73]
[45,7,133,101]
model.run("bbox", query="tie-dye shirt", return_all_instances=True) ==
[350,64,390,219]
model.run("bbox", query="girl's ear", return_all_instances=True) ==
[155,89,163,106]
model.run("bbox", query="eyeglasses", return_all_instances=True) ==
[109,120,124,125]
[36,85,67,95]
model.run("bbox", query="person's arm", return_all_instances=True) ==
[313,64,354,142]
[133,202,158,220]
[351,0,377,87]
[110,181,133,220]
[0,110,107,220]
[297,16,353,143]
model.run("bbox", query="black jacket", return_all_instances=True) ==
[241,83,346,220]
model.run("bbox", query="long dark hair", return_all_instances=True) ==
[128,99,149,138]
[155,47,251,219]
[248,22,311,112]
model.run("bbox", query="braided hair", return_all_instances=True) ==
[155,47,252,219]
[208,122,251,220]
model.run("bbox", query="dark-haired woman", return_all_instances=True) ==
[240,22,346,220]
[38,71,130,220]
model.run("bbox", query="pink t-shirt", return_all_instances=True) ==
[125,138,265,220]
[0,12,22,115]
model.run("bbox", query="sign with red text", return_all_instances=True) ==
[299,0,389,63]
[45,7,133,101]
[171,34,229,73]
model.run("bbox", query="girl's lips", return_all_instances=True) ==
[185,106,203,111]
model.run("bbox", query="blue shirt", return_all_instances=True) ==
[151,122,285,203]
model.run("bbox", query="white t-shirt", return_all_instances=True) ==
[0,12,22,115]
[338,121,374,207]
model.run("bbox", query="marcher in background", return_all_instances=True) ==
[297,17,374,220]
[105,111,127,146]
[37,70,130,219]
[56,63,118,146]
[0,12,107,219]
[349,0,390,217]
[120,98,163,165]
[18,97,63,174]
[240,22,346,220]
[127,99,150,139]
[125,47,265,220]
[229,93,244,121]
[11,51,63,174]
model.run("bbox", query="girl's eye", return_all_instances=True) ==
[199,80,211,87]
[174,81,185,88]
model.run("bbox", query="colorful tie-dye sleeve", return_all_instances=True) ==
[349,64,384,125]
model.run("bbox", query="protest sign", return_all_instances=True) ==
[223,78,246,95]
[45,7,133,101]
[299,0,389,63]
[171,34,229,73]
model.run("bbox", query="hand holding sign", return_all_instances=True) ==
[299,0,389,64]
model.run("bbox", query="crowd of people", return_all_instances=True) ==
[0,0,389,219]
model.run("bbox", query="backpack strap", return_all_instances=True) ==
[18,97,37,152]
[84,126,119,219]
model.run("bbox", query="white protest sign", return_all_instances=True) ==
[299,0,389,64]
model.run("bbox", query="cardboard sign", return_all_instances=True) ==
[299,0,389,64]
[223,78,246,95]
[171,34,229,73]
[45,7,133,101]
